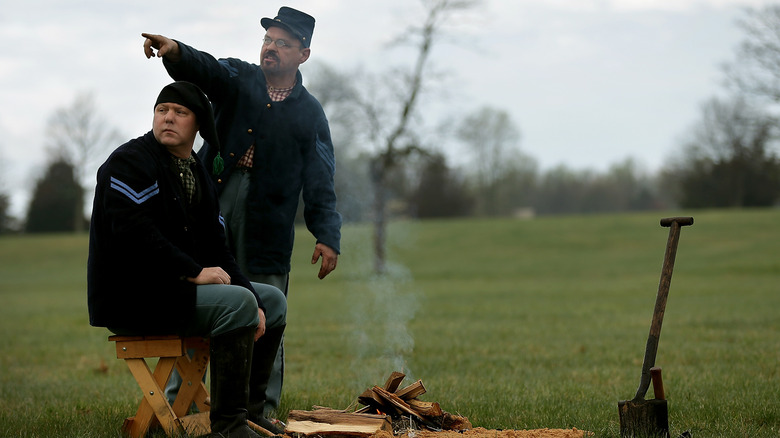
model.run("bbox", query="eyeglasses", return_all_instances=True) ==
[262,36,299,49]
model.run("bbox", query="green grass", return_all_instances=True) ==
[1,209,779,437]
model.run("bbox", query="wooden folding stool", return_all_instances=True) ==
[109,335,211,437]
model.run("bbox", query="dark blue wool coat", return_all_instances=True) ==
[163,42,342,275]
[87,131,261,333]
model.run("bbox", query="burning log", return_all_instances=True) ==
[358,387,392,412]
[285,408,392,437]
[383,371,407,393]
[395,379,426,400]
[372,386,428,423]
[406,399,443,417]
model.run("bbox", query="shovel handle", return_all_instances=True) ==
[650,217,693,340]
[660,217,694,227]
[633,217,693,400]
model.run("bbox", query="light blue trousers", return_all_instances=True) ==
[163,281,287,406]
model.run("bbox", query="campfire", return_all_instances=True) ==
[284,371,471,437]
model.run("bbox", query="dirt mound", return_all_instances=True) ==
[374,426,591,438]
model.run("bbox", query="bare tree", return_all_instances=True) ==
[46,92,122,230]
[723,4,780,102]
[663,96,780,208]
[353,0,475,273]
[689,4,780,208]
[456,106,526,216]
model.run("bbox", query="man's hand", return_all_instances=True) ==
[311,243,338,280]
[187,267,231,285]
[187,267,266,341]
[255,309,267,341]
[142,33,181,62]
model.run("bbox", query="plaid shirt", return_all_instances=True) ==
[172,155,197,203]
[236,83,295,168]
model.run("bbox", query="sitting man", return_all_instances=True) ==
[87,81,286,438]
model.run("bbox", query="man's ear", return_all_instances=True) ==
[299,47,311,64]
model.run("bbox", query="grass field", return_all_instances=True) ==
[1,209,778,437]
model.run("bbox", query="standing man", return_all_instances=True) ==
[142,6,342,423]
[87,81,287,438]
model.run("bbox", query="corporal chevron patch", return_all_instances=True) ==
[315,134,335,173]
[110,177,160,204]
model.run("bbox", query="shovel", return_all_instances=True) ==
[618,216,694,438]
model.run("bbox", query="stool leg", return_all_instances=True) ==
[171,339,210,417]
[124,357,182,437]
[187,338,211,413]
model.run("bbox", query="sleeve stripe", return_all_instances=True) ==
[315,135,336,172]
[110,177,160,204]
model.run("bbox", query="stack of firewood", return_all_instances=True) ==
[284,372,471,437]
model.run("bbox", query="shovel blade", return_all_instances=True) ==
[618,399,669,438]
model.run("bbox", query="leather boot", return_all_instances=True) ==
[246,324,286,434]
[205,326,262,438]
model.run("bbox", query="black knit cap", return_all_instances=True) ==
[261,6,315,48]
[155,81,223,174]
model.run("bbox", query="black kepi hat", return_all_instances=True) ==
[155,81,224,174]
[261,6,315,48]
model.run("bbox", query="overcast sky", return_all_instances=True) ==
[1,0,776,217]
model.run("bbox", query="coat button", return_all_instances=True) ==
[247,129,253,134]
[217,179,223,184]
[266,103,271,108]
